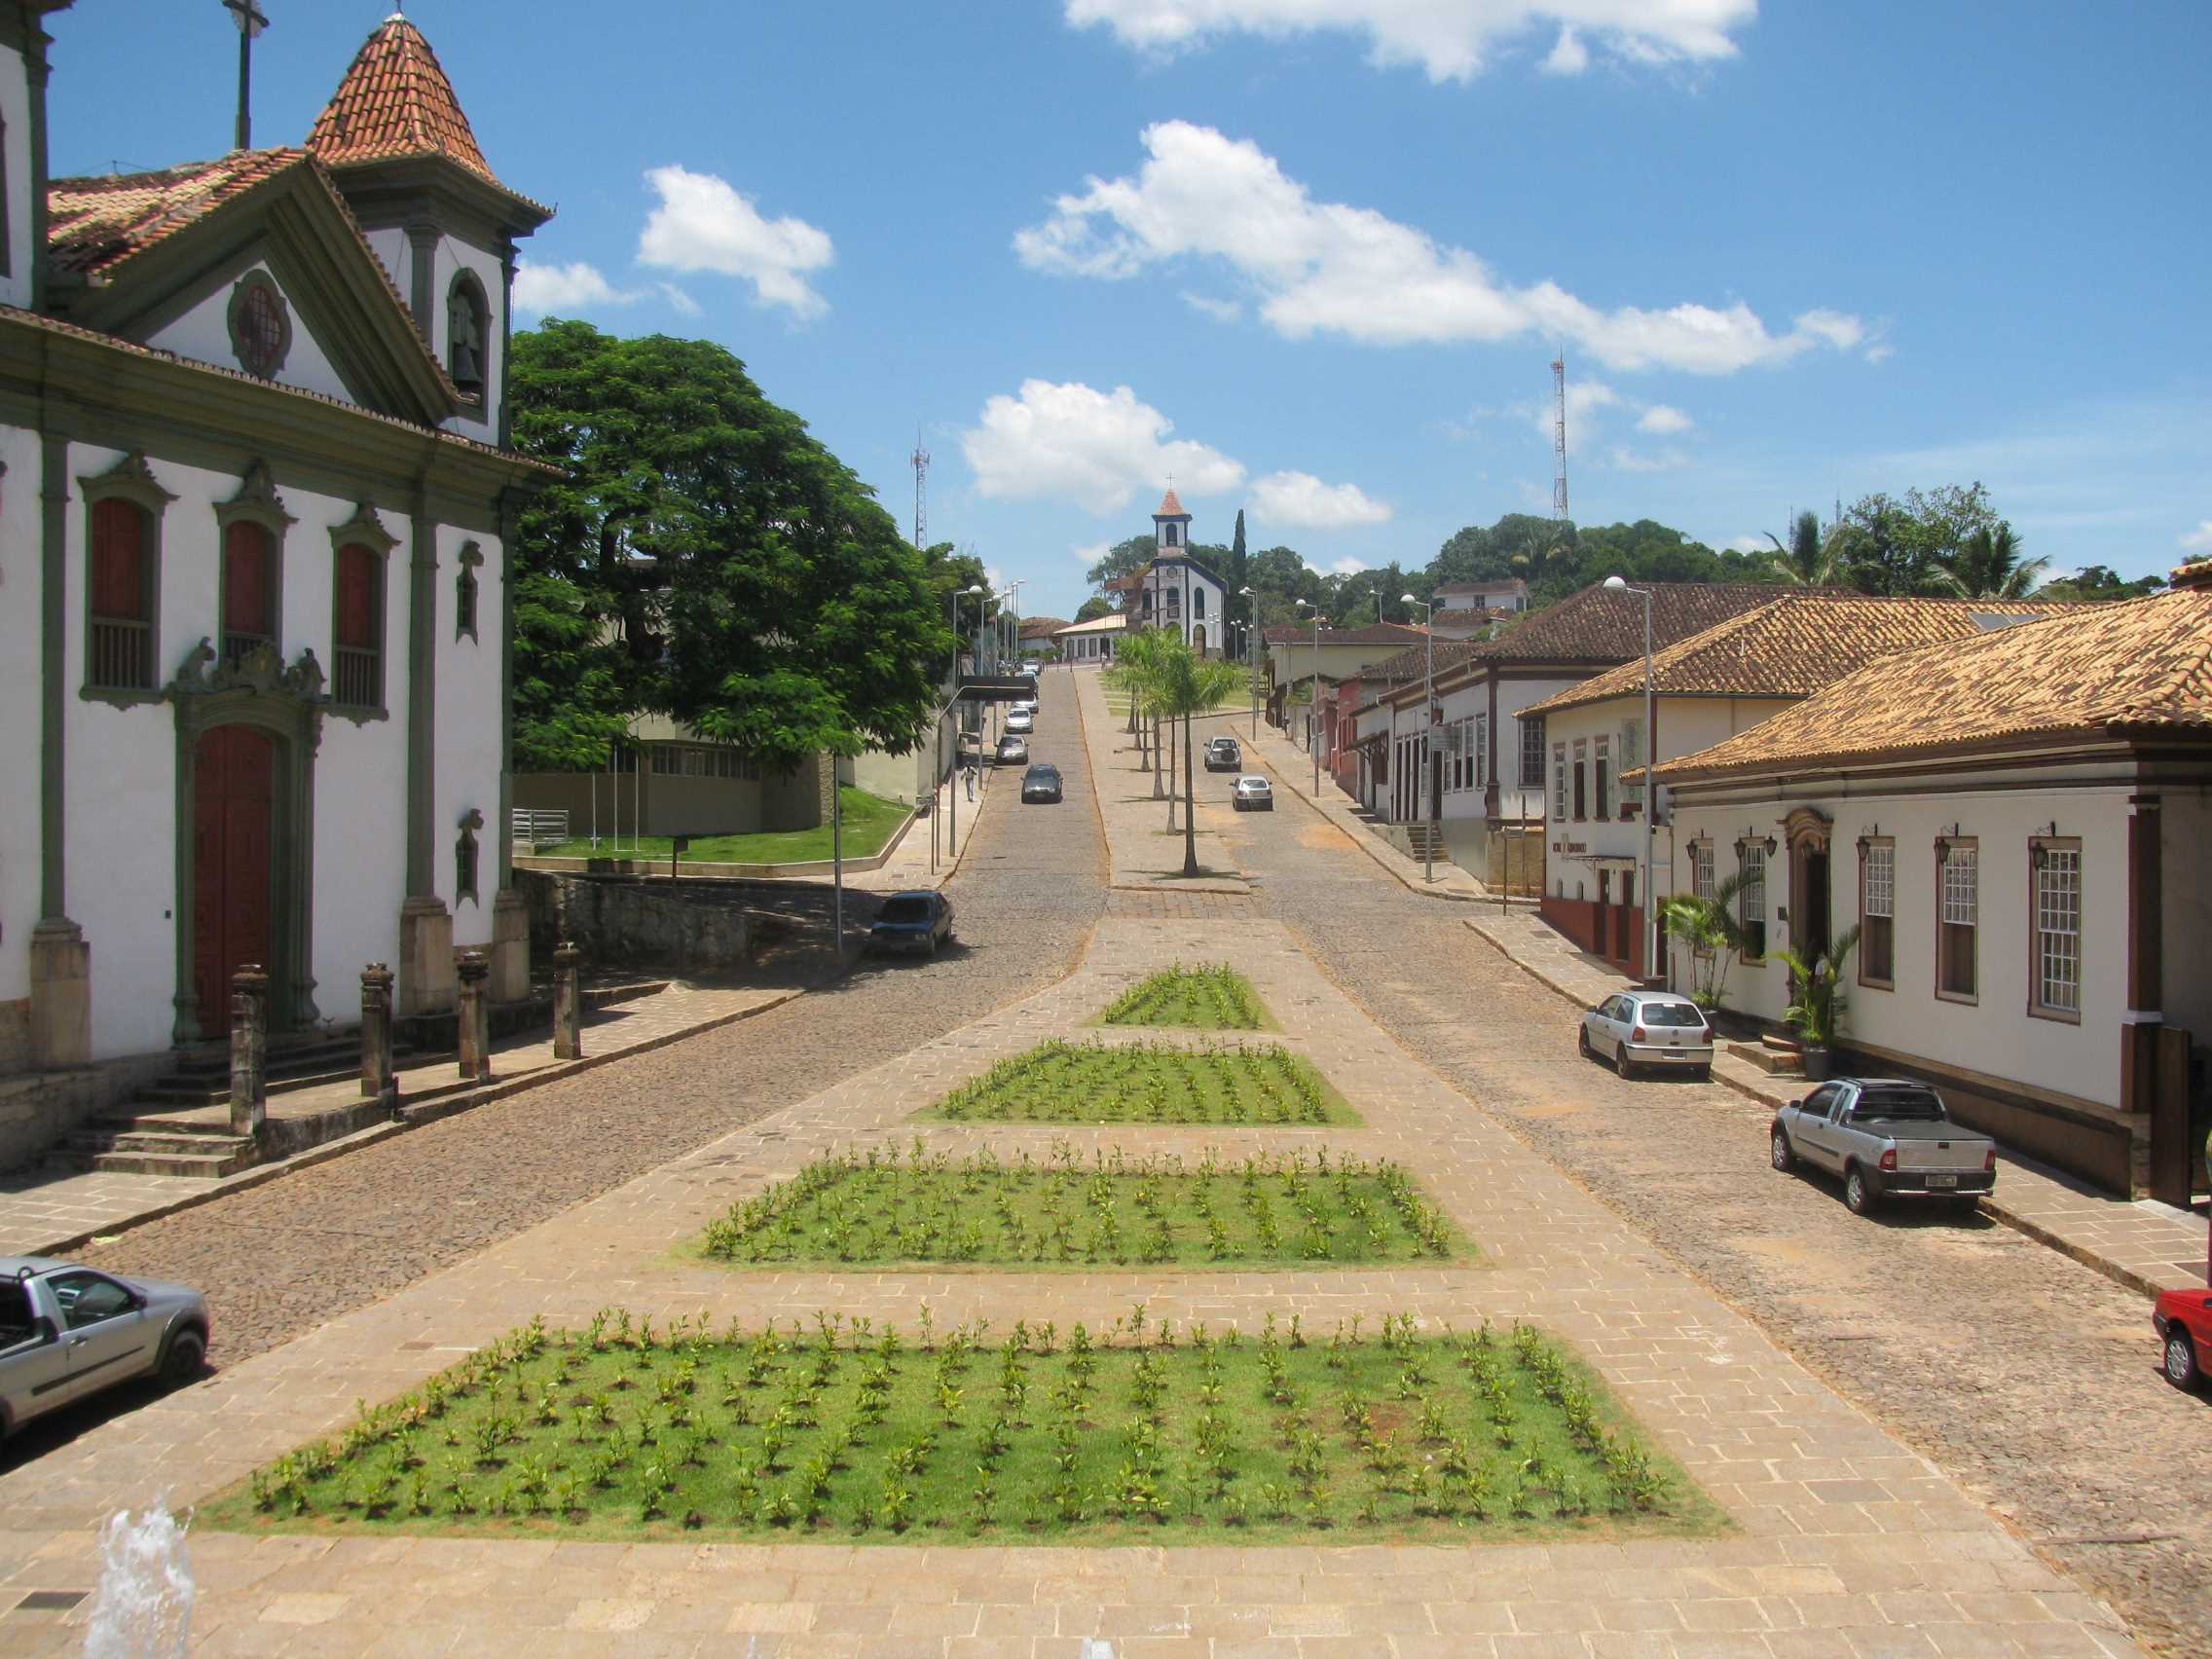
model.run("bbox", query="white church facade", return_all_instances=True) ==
[1122,489,1229,656]
[0,5,552,1153]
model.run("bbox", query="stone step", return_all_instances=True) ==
[46,1140,256,1179]
[166,1040,362,1085]
[1727,1039,1804,1077]
[60,1129,237,1158]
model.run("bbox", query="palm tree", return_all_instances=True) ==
[1778,924,1862,1058]
[1106,628,1175,800]
[1657,869,1751,1010]
[1939,523,2048,600]
[1761,509,1849,587]
[1146,637,1247,876]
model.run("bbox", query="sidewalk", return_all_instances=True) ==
[1235,707,1505,903]
[1460,900,2212,1297]
[0,769,1007,1262]
[1074,670,1251,895]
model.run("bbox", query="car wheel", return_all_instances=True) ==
[1770,1127,1796,1173]
[1695,1066,1714,1083]
[1577,1025,1593,1058]
[925,936,940,959]
[1843,1164,1878,1216]
[159,1328,205,1390]
[1613,1042,1634,1080]
[2164,1327,2202,1391]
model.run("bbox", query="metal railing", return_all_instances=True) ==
[511,808,570,848]
[89,617,153,690]
[332,645,381,708]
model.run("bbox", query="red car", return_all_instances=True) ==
[2154,1284,2212,1390]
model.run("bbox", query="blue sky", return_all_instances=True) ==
[57,3,2212,619]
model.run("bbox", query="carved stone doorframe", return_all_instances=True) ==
[1784,805,1833,967]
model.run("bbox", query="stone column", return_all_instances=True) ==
[359,963,395,1106]
[27,919,91,1069]
[455,949,491,1086]
[229,966,269,1137]
[551,940,583,1061]
[490,888,531,1003]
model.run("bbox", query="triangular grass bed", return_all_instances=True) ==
[692,1140,1468,1269]
[913,1038,1357,1125]
[1097,963,1274,1030]
[199,1309,1724,1547]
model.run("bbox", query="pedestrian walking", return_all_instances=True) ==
[964,761,977,801]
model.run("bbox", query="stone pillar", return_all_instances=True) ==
[551,940,583,1061]
[455,949,491,1086]
[229,966,269,1137]
[398,897,456,1017]
[359,963,395,1106]
[489,888,531,1003]
[27,918,91,1069]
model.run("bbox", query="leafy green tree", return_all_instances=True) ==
[1940,523,2048,599]
[1087,534,1159,597]
[1074,595,1114,623]
[2034,564,2167,602]
[508,319,950,774]
[1228,509,1250,651]
[1834,483,2001,596]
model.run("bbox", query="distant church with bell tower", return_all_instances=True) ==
[1131,487,1227,657]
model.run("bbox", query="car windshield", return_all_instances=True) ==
[1640,1002,1706,1028]
[1854,1087,1946,1121]
[879,897,931,923]
[1026,767,1058,781]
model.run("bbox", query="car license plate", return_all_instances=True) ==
[1925,1173,1958,1188]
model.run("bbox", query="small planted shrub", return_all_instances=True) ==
[918,1038,1355,1125]
[1101,964,1270,1030]
[698,1139,1464,1268]
[205,1309,1714,1546]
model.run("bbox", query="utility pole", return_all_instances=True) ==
[1552,349,1569,524]
[224,0,270,152]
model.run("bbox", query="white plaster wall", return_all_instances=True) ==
[0,424,45,1000]
[1544,694,1795,870]
[0,45,31,310]
[1671,784,2132,1107]
[1429,674,1582,824]
[144,261,353,405]
[431,237,504,443]
[432,524,504,945]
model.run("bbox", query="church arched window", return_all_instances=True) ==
[446,270,490,402]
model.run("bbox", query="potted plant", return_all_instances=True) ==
[1778,924,1861,1082]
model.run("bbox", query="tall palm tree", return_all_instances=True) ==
[1940,522,2049,600]
[1106,628,1175,800]
[1144,635,1248,876]
[1657,869,1751,1009]
[1761,509,1849,586]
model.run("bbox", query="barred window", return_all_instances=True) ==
[1594,736,1612,820]
[1552,743,1567,821]
[1938,840,1977,999]
[1739,843,1767,960]
[1859,838,1895,988]
[1520,717,1546,788]
[1475,714,1488,795]
[1619,719,1643,810]
[1691,840,1715,959]
[2032,840,2082,1017]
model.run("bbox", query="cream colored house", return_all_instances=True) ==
[1652,574,2211,1199]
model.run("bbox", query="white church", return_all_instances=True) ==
[0,4,553,1156]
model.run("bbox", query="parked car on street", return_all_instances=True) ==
[994,735,1029,766]
[1021,763,1062,803]
[1769,1079,1996,1214]
[1578,991,1714,1080]
[867,890,954,957]
[1005,708,1034,734]
[1020,660,1042,678]
[2154,1285,2212,1391]
[1,1257,208,1438]
[1205,735,1242,771]
[1232,775,1272,811]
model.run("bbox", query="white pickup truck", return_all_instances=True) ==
[1770,1078,1996,1215]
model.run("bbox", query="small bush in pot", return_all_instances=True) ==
[1778,924,1861,1082]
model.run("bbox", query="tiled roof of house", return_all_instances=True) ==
[1261,623,1426,645]
[1520,594,2082,719]
[1652,588,2212,783]
[49,149,309,277]
[1017,616,1071,639]
[307,16,549,216]
[1054,612,1128,636]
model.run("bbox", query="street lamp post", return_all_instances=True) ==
[1296,600,1323,797]
[1240,586,1258,742]
[1401,593,1436,883]
[957,581,986,851]
[1603,574,1656,981]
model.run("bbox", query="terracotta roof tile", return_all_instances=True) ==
[307,16,548,216]
[1653,589,2212,782]
[1156,487,1187,517]
[1016,615,1072,638]
[1521,594,2081,719]
[49,149,307,278]
[1262,623,1426,646]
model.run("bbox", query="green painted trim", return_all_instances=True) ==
[496,493,520,890]
[405,511,437,898]
[406,221,437,340]
[23,6,52,313]
[168,684,323,1041]
[212,461,297,663]
[497,242,516,450]
[38,432,64,916]
[78,451,176,701]
[319,153,553,241]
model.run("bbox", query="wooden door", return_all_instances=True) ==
[193,725,275,1038]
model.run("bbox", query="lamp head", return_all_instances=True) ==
[1399,592,1419,605]
[965,583,986,595]
[1603,574,1627,591]
[1239,586,1255,596]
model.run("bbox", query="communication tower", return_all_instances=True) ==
[910,430,930,549]
[1551,350,1569,522]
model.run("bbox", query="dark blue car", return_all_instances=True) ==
[867,890,954,957]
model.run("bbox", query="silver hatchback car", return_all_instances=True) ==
[2,1257,209,1439]
[1579,991,1714,1080]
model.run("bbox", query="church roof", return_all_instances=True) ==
[307,15,549,217]
[1155,488,1189,518]
[49,149,309,278]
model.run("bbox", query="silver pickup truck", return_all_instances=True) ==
[1770,1078,1996,1215]
[2,1258,208,1439]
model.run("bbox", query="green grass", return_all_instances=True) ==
[201,1309,1718,1546]
[912,1038,1357,1125]
[693,1142,1463,1269]
[1100,964,1272,1030]
[538,787,908,865]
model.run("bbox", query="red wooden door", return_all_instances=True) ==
[193,726,275,1038]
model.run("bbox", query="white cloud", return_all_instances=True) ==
[1638,404,1694,434]
[1251,470,1392,528]
[1073,539,1113,567]
[1726,535,1767,554]
[1017,124,1864,374]
[2182,520,2212,553]
[657,282,702,317]
[1605,445,1688,473]
[1540,27,1589,74]
[1328,556,1365,576]
[512,260,639,314]
[637,165,834,319]
[1181,290,1242,322]
[1063,0,1752,84]
[961,379,1244,515]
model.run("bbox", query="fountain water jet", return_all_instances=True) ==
[82,1501,194,1659]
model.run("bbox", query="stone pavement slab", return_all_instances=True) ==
[0,913,2144,1657]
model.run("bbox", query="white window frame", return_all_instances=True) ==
[1859,837,1896,990]
[2029,837,2082,1021]
[1936,838,1978,1003]
[1739,842,1767,962]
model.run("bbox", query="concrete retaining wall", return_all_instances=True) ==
[516,871,752,975]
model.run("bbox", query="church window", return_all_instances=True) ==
[333,544,386,709]
[1193,586,1206,617]
[455,541,484,643]
[88,498,155,690]
[447,271,490,402]
[227,272,292,379]
[220,521,276,666]
[1162,522,1179,547]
